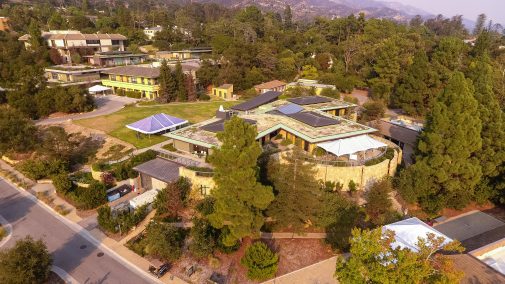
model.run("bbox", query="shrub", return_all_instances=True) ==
[343,95,359,104]
[75,182,107,210]
[364,148,395,166]
[361,100,385,122]
[280,139,292,146]
[319,87,340,99]
[348,180,357,193]
[52,173,73,194]
[92,162,111,172]
[125,90,142,99]
[195,196,215,216]
[98,205,149,234]
[312,147,326,157]
[162,143,177,152]
[241,242,279,281]
[100,171,115,188]
[198,93,211,101]
[19,159,68,180]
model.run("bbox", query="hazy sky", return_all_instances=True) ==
[392,0,504,25]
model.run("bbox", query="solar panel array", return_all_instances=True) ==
[277,103,303,115]
[288,111,340,127]
[287,96,331,105]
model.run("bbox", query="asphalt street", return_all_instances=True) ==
[0,178,155,284]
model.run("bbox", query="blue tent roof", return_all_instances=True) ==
[126,113,188,134]
[277,103,303,115]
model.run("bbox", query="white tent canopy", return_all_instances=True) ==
[317,135,387,157]
[383,217,452,252]
[88,85,111,93]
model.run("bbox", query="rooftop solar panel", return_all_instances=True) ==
[277,103,303,115]
[287,96,332,105]
[288,111,340,127]
[200,118,256,133]
[231,91,282,111]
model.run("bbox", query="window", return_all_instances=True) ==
[131,77,137,83]
[111,40,121,45]
[200,185,209,196]
[51,73,58,80]
[86,40,100,45]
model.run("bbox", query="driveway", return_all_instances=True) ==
[0,178,156,284]
[434,211,505,242]
[36,95,139,125]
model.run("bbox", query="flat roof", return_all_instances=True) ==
[288,111,340,127]
[231,91,282,111]
[200,118,256,133]
[133,158,180,183]
[102,66,160,78]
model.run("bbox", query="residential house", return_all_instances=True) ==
[44,65,108,86]
[101,66,160,99]
[212,84,234,100]
[156,48,212,61]
[143,25,163,40]
[254,80,287,94]
[19,30,127,63]
[0,17,10,32]
[84,51,148,67]
[286,79,336,95]
[166,93,400,190]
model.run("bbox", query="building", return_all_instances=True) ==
[286,79,336,95]
[84,51,148,67]
[44,65,108,86]
[212,84,234,100]
[101,66,160,99]
[0,17,10,32]
[156,48,212,61]
[254,80,287,94]
[166,93,400,190]
[373,116,423,165]
[19,30,127,63]
[143,25,163,40]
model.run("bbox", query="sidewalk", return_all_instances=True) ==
[0,158,187,284]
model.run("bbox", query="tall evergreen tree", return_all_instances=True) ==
[174,61,187,101]
[208,117,274,246]
[185,73,197,101]
[369,39,401,102]
[283,5,292,29]
[392,51,439,116]
[398,72,482,214]
[473,14,487,36]
[266,148,321,230]
[431,37,467,84]
[467,55,505,202]
[157,60,177,102]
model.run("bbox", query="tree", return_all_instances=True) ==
[365,178,395,226]
[467,55,505,202]
[0,236,52,284]
[369,39,401,102]
[283,5,292,29]
[335,228,464,284]
[300,65,318,79]
[174,61,188,101]
[144,222,185,261]
[392,51,439,116]
[473,14,487,36]
[185,73,197,101]
[0,105,37,154]
[360,100,385,122]
[208,116,274,246]
[77,181,107,209]
[158,60,177,102]
[241,242,279,281]
[154,180,184,220]
[267,148,321,230]
[52,173,73,195]
[189,218,219,258]
[397,72,482,214]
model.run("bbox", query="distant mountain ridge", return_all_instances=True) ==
[195,0,433,21]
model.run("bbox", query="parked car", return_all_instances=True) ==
[148,263,170,278]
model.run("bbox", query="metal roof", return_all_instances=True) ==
[133,158,180,183]
[231,91,282,111]
[288,111,340,127]
[287,96,332,105]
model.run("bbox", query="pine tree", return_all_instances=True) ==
[174,61,187,101]
[369,39,401,102]
[266,148,321,230]
[283,5,292,29]
[473,14,487,36]
[208,116,274,246]
[397,72,482,214]
[392,51,439,116]
[158,60,170,102]
[185,73,197,101]
[467,54,505,202]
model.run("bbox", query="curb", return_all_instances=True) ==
[0,177,163,284]
[52,266,79,284]
[0,214,13,248]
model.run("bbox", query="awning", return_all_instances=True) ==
[383,217,452,252]
[126,113,188,134]
[88,85,111,93]
[317,135,387,156]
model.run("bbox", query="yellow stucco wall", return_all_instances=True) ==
[151,178,168,190]
[179,167,215,200]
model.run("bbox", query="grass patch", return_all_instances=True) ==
[162,143,178,152]
[75,101,240,148]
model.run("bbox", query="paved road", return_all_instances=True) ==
[36,95,139,125]
[0,178,155,284]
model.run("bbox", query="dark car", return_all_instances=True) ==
[148,263,170,278]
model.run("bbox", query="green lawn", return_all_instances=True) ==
[75,101,240,148]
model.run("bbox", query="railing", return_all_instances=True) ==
[156,150,202,167]
[300,147,389,167]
